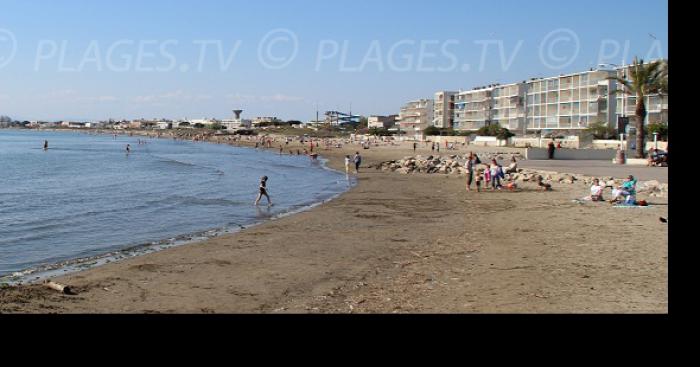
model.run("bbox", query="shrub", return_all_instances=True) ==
[586,121,617,139]
[646,123,668,141]
[477,125,515,140]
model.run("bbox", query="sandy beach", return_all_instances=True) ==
[0,134,668,313]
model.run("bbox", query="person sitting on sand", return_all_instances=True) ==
[610,175,637,204]
[255,176,272,206]
[504,157,518,174]
[536,176,552,191]
[588,179,605,202]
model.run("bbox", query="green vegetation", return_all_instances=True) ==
[586,121,617,139]
[208,122,225,130]
[423,126,472,137]
[368,128,393,136]
[646,122,668,141]
[476,124,515,140]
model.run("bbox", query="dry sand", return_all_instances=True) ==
[0,137,668,313]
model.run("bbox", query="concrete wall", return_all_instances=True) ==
[512,137,580,149]
[592,140,668,152]
[526,148,617,161]
[428,136,470,144]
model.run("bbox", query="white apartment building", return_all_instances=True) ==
[398,99,434,139]
[525,70,617,132]
[452,71,620,133]
[433,91,457,129]
[453,87,493,131]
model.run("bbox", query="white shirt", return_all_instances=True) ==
[591,185,604,197]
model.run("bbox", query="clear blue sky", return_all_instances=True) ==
[0,0,668,121]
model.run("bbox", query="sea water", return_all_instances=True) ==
[0,130,353,281]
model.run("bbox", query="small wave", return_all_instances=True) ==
[152,155,226,176]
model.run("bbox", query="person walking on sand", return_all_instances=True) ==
[354,152,362,174]
[255,176,272,206]
[413,142,417,152]
[345,155,352,174]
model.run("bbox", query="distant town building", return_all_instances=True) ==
[368,115,398,129]
[251,116,282,128]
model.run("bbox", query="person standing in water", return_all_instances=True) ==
[126,144,131,154]
[43,140,49,151]
[255,176,272,206]
[345,155,352,174]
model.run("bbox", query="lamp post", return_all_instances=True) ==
[654,132,659,150]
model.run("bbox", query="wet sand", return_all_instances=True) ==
[0,137,668,313]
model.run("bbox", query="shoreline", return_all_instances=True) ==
[0,130,668,313]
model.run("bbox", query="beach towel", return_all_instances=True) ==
[613,204,652,208]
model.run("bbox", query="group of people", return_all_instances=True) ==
[464,154,519,192]
[647,148,668,167]
[583,175,639,205]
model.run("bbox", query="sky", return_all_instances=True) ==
[0,0,668,122]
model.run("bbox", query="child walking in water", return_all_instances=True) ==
[255,176,272,206]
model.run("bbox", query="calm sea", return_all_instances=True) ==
[0,130,352,280]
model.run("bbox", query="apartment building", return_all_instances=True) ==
[491,83,528,131]
[433,91,457,129]
[453,87,493,131]
[398,99,434,139]
[524,69,618,132]
[368,115,398,129]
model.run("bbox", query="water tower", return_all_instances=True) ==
[233,110,243,121]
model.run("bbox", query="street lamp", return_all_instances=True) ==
[653,132,659,150]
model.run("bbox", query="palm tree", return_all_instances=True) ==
[609,58,668,158]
